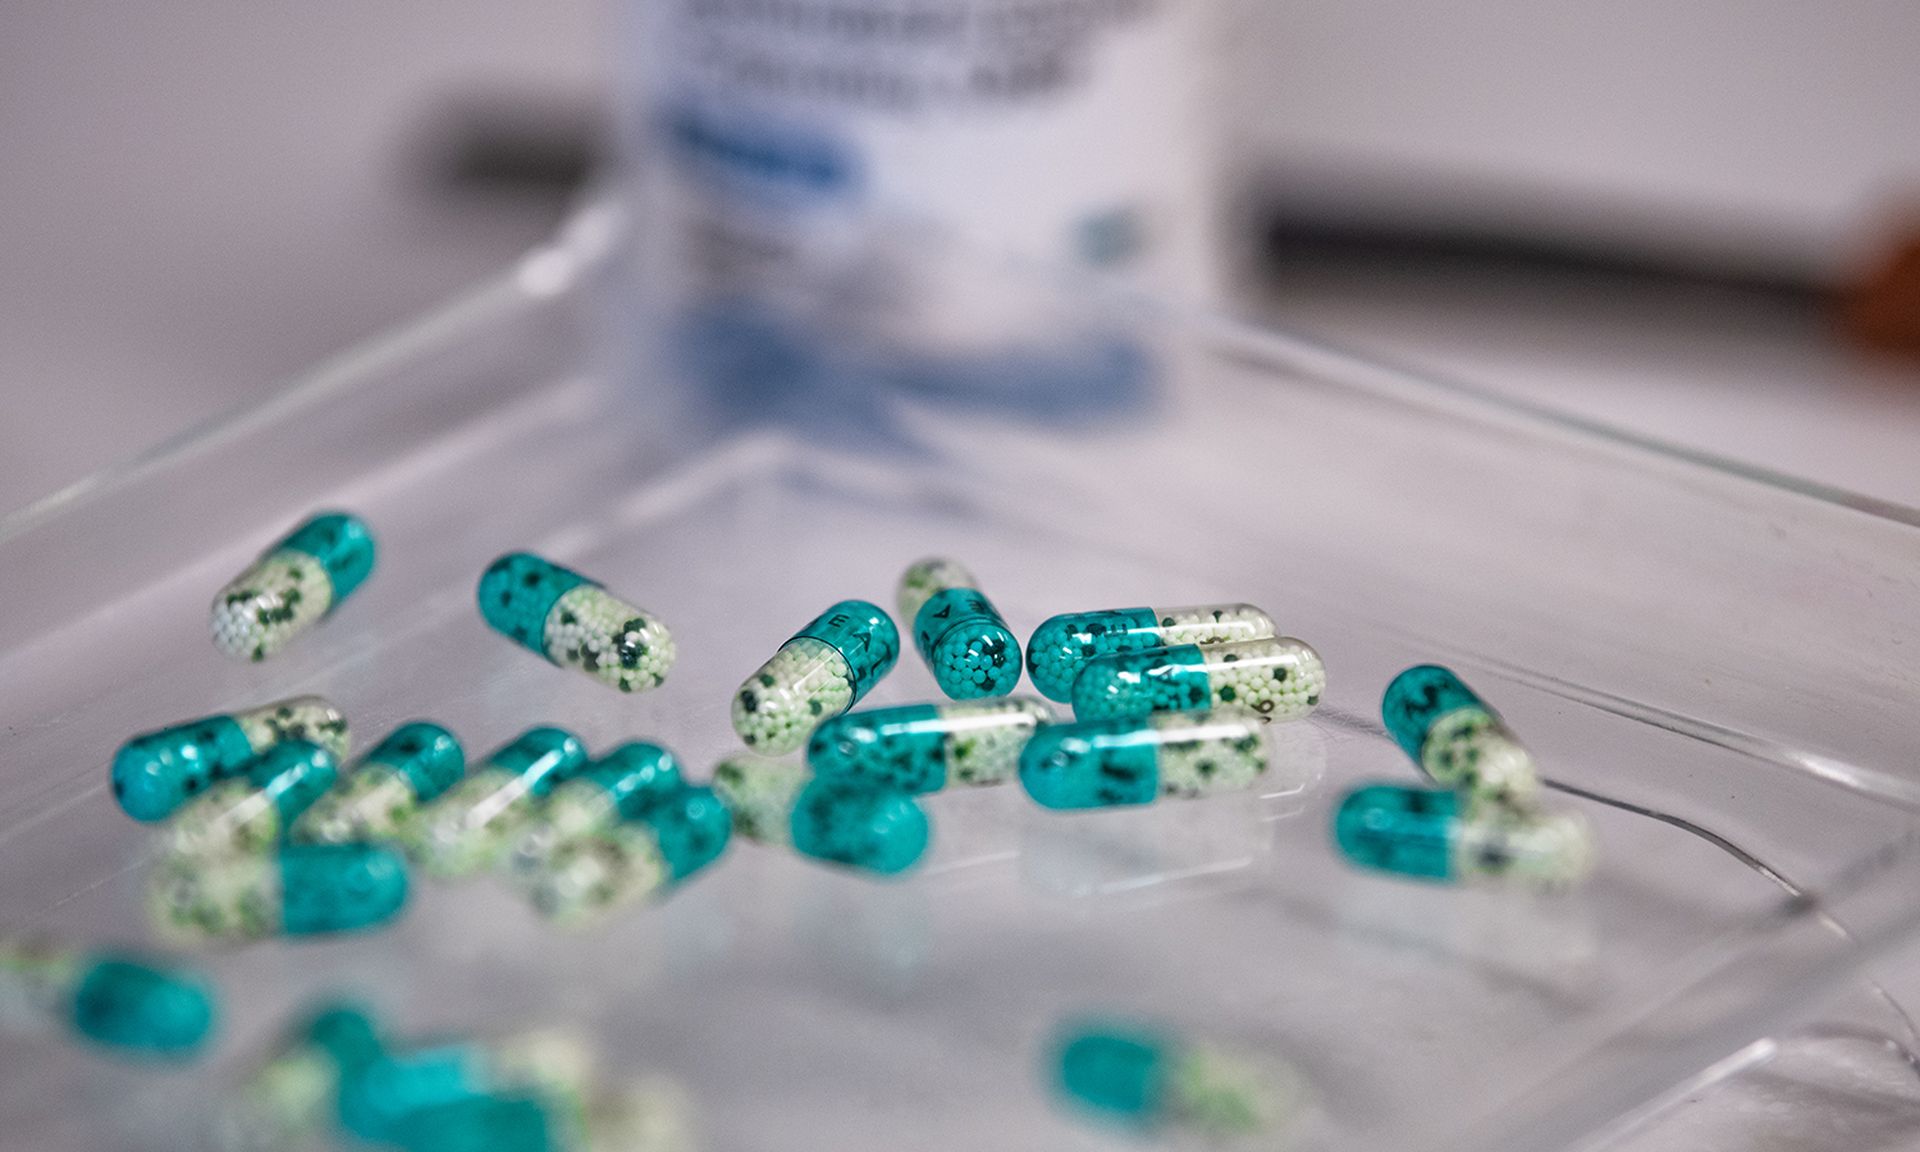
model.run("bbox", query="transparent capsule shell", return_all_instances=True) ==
[210,511,377,662]
[149,843,410,943]
[731,600,900,755]
[1070,637,1326,723]
[406,727,589,879]
[1333,783,1594,889]
[510,742,685,877]
[899,557,1022,699]
[478,552,675,693]
[1026,604,1277,702]
[523,786,736,929]
[292,721,466,845]
[806,697,1057,793]
[1381,664,1538,805]
[1020,711,1271,810]
[112,695,348,823]
[711,756,929,874]
[163,740,341,858]
[0,942,215,1059]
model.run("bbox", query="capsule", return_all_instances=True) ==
[292,722,467,845]
[509,742,685,876]
[1020,712,1271,810]
[0,941,215,1059]
[1070,637,1326,724]
[340,1034,594,1146]
[524,786,733,927]
[1026,604,1276,703]
[731,600,900,755]
[405,727,590,878]
[163,740,341,858]
[1381,664,1537,805]
[711,756,929,874]
[1332,784,1594,889]
[149,842,410,942]
[478,552,675,693]
[210,511,377,661]
[219,1004,384,1151]
[1050,1018,1295,1137]
[112,695,349,822]
[898,557,1022,699]
[807,697,1056,793]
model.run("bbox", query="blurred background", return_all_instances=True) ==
[3,1,1920,513]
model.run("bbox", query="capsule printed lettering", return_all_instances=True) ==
[211,511,377,661]
[149,843,410,943]
[1381,664,1537,804]
[807,697,1056,793]
[292,722,466,845]
[898,557,1022,699]
[478,552,675,693]
[0,941,215,1059]
[731,600,899,755]
[163,740,340,858]
[405,727,589,878]
[112,696,349,822]
[711,756,929,874]
[1333,783,1593,889]
[1020,712,1271,810]
[1026,604,1276,702]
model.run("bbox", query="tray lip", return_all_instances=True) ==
[5,205,1918,544]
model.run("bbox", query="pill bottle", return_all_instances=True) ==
[617,0,1218,421]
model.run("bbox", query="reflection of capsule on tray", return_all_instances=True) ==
[112,696,348,823]
[1020,712,1270,810]
[807,697,1056,794]
[731,600,899,755]
[478,552,675,693]
[0,941,215,1060]
[1026,603,1276,702]
[210,511,376,662]
[293,722,466,845]
[1070,636,1325,723]
[1019,790,1267,899]
[897,557,1023,699]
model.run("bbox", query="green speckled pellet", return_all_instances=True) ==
[1070,637,1326,723]
[731,601,900,755]
[211,511,377,661]
[405,727,590,879]
[478,553,675,693]
[292,722,466,845]
[112,696,348,823]
[899,557,1022,699]
[1381,664,1538,805]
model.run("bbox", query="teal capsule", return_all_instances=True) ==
[387,1093,556,1152]
[525,786,733,927]
[731,600,901,755]
[1070,637,1326,723]
[477,553,675,693]
[405,727,590,878]
[898,557,1022,699]
[211,511,377,661]
[1333,784,1594,888]
[1051,1018,1294,1136]
[806,697,1056,793]
[292,722,467,845]
[164,740,341,858]
[509,742,686,876]
[711,757,929,874]
[1026,603,1277,702]
[150,842,410,942]
[1020,712,1270,810]
[112,695,349,822]
[0,942,215,1059]
[1381,664,1538,804]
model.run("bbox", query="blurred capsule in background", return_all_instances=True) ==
[511,742,686,876]
[1381,664,1538,806]
[806,697,1056,794]
[0,940,214,1059]
[405,727,590,879]
[211,511,377,661]
[731,600,899,755]
[1026,603,1276,702]
[1070,637,1325,723]
[163,740,340,858]
[293,722,467,845]
[1020,712,1270,810]
[523,785,733,929]
[479,553,675,693]
[898,557,1022,699]
[150,843,409,943]
[1333,784,1594,890]
[711,756,929,875]
[1050,1017,1299,1139]
[112,695,348,822]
